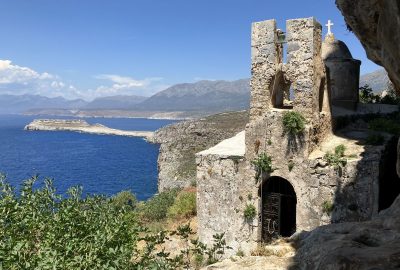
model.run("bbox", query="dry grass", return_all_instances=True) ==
[250,238,296,258]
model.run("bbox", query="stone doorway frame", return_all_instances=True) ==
[259,176,297,242]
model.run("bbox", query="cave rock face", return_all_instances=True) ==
[336,0,400,95]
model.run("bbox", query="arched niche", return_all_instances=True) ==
[269,71,292,109]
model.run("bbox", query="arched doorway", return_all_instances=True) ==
[260,176,297,242]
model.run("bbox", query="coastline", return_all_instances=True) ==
[25,119,155,141]
[22,110,198,120]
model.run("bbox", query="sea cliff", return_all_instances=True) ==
[151,111,249,191]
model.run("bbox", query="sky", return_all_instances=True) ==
[0,0,382,101]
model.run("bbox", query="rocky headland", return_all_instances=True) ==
[150,110,249,191]
[25,119,154,140]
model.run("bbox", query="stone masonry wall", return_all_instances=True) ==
[196,135,383,255]
[196,155,258,255]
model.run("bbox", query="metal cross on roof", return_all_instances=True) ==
[326,20,334,35]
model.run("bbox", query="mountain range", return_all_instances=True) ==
[0,69,389,116]
[359,69,389,93]
[135,79,250,112]
[0,94,86,114]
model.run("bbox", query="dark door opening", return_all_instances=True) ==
[260,176,297,242]
[379,136,400,211]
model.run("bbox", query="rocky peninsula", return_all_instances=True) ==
[25,119,154,140]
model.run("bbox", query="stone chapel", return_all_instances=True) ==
[195,17,396,255]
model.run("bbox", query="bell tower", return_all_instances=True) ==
[247,17,332,158]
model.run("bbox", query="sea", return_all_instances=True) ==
[0,115,176,201]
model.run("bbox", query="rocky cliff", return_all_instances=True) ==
[151,111,248,191]
[336,0,400,95]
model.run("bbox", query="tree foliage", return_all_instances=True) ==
[0,176,139,269]
[359,84,381,104]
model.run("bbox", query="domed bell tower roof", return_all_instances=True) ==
[321,35,353,60]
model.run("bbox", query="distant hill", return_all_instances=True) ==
[0,94,87,114]
[84,95,148,110]
[135,79,250,113]
[360,69,389,93]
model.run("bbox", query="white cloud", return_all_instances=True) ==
[95,74,146,86]
[0,59,76,99]
[91,74,165,98]
[0,60,167,100]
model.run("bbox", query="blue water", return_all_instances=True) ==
[0,115,176,200]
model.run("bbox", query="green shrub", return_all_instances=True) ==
[324,144,347,168]
[111,190,137,210]
[282,111,306,135]
[365,133,385,145]
[369,118,400,135]
[243,204,257,221]
[139,188,179,222]
[322,200,334,214]
[167,191,196,219]
[252,153,274,181]
[0,176,139,269]
[334,144,346,157]
[0,176,230,269]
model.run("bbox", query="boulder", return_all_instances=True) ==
[291,195,400,270]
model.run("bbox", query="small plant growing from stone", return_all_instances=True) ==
[267,139,272,145]
[190,179,197,187]
[282,111,306,135]
[288,160,295,172]
[243,204,257,221]
[324,144,347,168]
[322,200,334,214]
[236,249,245,257]
[335,144,346,156]
[252,153,274,181]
